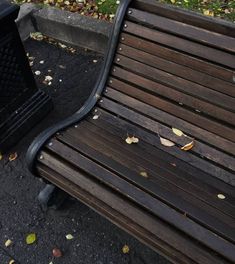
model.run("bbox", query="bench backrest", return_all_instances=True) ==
[102,0,235,185]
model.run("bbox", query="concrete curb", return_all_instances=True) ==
[33,7,112,54]
[16,3,39,41]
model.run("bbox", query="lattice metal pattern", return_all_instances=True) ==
[0,37,28,110]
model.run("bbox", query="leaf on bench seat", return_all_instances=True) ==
[159,137,175,147]
[125,136,139,144]
[172,128,184,137]
[181,141,194,151]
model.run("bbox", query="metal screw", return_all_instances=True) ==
[100,100,103,103]
[119,48,122,51]
[117,58,120,62]
[48,142,53,147]
[109,80,113,84]
[128,10,132,14]
[121,37,125,41]
[39,155,44,160]
[113,68,116,72]
[124,24,127,28]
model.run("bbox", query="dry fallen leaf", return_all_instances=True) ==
[140,171,148,178]
[26,233,37,245]
[66,234,74,240]
[181,141,194,151]
[0,152,2,161]
[125,136,139,144]
[52,248,63,258]
[5,239,13,247]
[160,137,175,147]
[172,128,184,137]
[9,152,18,162]
[122,245,130,254]
[217,194,226,200]
[9,260,15,264]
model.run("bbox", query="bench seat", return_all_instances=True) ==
[27,0,235,263]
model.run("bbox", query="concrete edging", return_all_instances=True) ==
[17,3,112,54]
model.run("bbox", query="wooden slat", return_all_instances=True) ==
[37,163,231,264]
[58,127,235,242]
[112,61,235,125]
[108,77,235,156]
[110,69,235,142]
[127,8,235,53]
[132,0,235,38]
[123,21,235,68]
[98,100,235,185]
[118,42,235,97]
[63,120,235,220]
[102,90,235,172]
[87,110,235,198]
[39,146,235,263]
[120,33,235,84]
[113,55,235,112]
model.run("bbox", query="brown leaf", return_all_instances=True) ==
[125,136,139,145]
[181,141,194,151]
[140,171,148,178]
[9,152,18,162]
[52,248,63,258]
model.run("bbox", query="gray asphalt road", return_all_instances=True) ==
[0,39,170,264]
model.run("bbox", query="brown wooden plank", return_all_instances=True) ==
[102,90,235,172]
[38,147,235,262]
[132,0,235,38]
[98,96,234,178]
[93,107,235,189]
[37,163,231,264]
[109,71,235,142]
[127,8,235,53]
[118,43,235,97]
[87,110,235,198]
[123,21,235,68]
[111,64,235,125]
[120,33,235,84]
[62,121,235,220]
[113,55,235,112]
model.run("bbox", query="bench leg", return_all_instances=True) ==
[38,184,68,211]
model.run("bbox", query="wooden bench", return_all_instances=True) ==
[27,0,235,263]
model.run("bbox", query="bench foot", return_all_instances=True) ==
[38,184,68,211]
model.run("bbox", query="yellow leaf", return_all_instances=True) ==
[122,245,130,254]
[5,239,13,247]
[140,171,148,178]
[9,260,15,264]
[66,234,74,240]
[181,141,194,151]
[125,136,139,145]
[160,137,175,147]
[203,9,214,16]
[26,233,37,245]
[9,152,18,162]
[172,128,184,137]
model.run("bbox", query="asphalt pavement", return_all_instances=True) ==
[0,39,170,264]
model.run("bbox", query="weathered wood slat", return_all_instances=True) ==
[118,43,235,97]
[120,33,235,84]
[123,21,235,68]
[88,110,235,198]
[37,163,231,264]
[109,71,235,142]
[111,65,235,125]
[98,101,235,185]
[132,0,235,37]
[39,146,235,263]
[127,8,235,53]
[62,120,235,220]
[113,55,235,112]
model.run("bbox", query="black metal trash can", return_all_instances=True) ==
[0,1,53,153]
